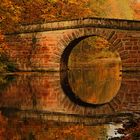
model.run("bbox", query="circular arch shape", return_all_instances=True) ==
[60,32,122,71]
[60,36,122,107]
[60,28,123,71]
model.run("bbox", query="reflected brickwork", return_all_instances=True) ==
[0,72,139,124]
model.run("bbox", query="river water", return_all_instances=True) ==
[0,62,140,139]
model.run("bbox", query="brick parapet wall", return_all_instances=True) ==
[6,18,140,35]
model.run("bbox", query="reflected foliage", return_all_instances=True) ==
[68,61,122,105]
[0,113,111,140]
[0,111,139,140]
[0,72,139,139]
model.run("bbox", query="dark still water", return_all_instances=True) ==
[0,66,140,139]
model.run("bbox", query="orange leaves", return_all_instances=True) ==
[18,0,45,23]
[0,0,21,30]
[12,0,92,23]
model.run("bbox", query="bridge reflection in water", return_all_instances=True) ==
[0,69,140,123]
[0,68,140,139]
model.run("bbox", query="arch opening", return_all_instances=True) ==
[61,35,122,105]
[60,36,90,71]
[68,36,121,69]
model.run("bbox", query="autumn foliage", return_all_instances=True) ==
[0,0,92,27]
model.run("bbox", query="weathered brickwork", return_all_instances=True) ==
[5,18,140,71]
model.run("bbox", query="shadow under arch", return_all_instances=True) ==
[60,35,93,71]
[60,34,121,71]
[60,70,107,108]
[60,35,122,107]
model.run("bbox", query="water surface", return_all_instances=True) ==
[0,67,140,139]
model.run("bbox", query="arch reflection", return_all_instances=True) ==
[61,60,122,106]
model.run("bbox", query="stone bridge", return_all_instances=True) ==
[5,17,140,71]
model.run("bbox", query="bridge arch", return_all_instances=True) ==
[5,18,140,71]
[60,28,123,71]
